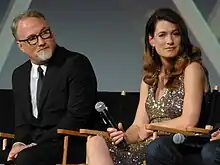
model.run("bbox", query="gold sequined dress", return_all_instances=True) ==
[106,75,184,165]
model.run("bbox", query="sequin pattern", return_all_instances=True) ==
[147,74,184,123]
[106,75,184,165]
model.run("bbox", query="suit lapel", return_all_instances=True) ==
[38,46,63,111]
[22,62,33,119]
[38,64,58,111]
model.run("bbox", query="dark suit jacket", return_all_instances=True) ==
[12,45,97,144]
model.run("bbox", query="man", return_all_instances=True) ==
[5,9,97,165]
[201,128,220,165]
[146,128,220,165]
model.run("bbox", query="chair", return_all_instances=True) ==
[57,91,139,165]
[57,90,202,165]
[0,132,14,151]
[58,85,220,165]
[145,85,220,165]
[147,85,220,136]
[0,90,119,165]
[56,129,88,165]
[0,89,14,153]
[0,90,133,165]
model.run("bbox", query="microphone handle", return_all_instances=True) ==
[101,110,118,128]
[117,138,128,149]
[99,111,128,149]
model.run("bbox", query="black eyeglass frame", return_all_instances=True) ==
[17,28,52,45]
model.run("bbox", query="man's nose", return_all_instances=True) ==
[38,36,46,46]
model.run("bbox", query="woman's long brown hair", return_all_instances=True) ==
[143,8,202,88]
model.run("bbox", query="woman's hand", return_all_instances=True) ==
[138,124,153,141]
[107,123,127,145]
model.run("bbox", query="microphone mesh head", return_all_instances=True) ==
[173,133,185,144]
[95,101,107,112]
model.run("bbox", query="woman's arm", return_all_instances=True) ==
[153,62,208,129]
[125,80,150,144]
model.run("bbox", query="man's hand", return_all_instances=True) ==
[7,143,37,161]
[7,143,26,161]
[211,129,220,141]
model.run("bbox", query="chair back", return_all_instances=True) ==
[92,91,139,131]
[206,87,220,127]
[196,90,212,128]
[0,89,14,133]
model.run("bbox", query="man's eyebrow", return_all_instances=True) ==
[26,27,48,38]
[39,27,49,32]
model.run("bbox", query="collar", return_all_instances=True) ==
[31,63,47,78]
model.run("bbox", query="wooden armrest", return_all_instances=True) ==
[156,132,171,136]
[186,127,210,134]
[57,129,88,137]
[0,132,15,139]
[79,129,109,139]
[146,124,196,136]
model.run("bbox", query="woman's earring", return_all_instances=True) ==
[152,47,155,58]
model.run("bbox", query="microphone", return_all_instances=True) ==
[95,101,127,148]
[173,133,210,148]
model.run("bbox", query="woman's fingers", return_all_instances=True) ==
[115,137,124,145]
[110,130,123,137]
[118,123,124,131]
[111,133,124,142]
[107,123,125,144]
[107,127,117,133]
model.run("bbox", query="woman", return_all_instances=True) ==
[87,8,210,165]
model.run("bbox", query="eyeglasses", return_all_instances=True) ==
[18,28,52,45]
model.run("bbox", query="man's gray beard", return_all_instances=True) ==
[37,50,52,62]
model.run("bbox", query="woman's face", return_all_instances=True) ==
[149,20,181,59]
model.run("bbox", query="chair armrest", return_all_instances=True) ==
[186,127,210,134]
[146,124,196,136]
[80,129,109,139]
[0,132,15,139]
[57,129,88,137]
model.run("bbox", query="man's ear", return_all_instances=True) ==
[51,32,55,38]
[148,35,155,47]
[16,41,25,53]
